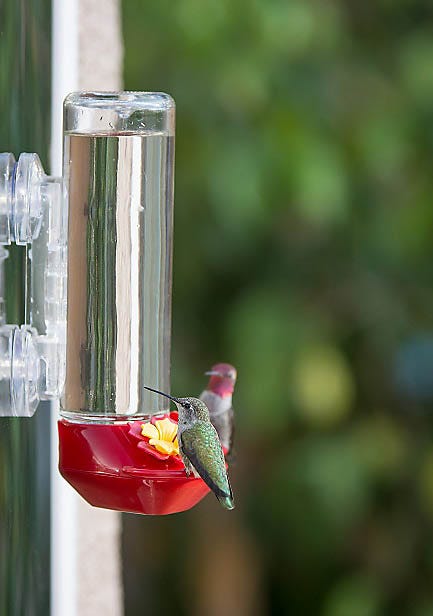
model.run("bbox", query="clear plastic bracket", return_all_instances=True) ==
[0,152,66,417]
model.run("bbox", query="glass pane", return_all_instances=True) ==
[0,2,51,615]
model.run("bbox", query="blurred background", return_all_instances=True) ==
[122,2,433,615]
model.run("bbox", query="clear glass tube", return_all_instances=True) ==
[61,92,175,420]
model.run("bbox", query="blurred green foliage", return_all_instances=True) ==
[122,1,433,615]
[0,2,51,614]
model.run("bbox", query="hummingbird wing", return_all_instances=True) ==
[227,405,235,458]
[200,389,234,453]
[180,423,233,503]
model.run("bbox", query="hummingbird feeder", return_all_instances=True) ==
[0,92,211,515]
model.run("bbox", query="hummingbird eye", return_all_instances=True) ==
[183,402,191,410]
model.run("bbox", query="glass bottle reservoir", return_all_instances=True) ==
[62,92,175,421]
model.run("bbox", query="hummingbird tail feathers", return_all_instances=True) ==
[180,430,235,511]
[217,494,235,510]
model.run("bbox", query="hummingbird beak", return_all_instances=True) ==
[143,385,180,404]
[205,370,222,377]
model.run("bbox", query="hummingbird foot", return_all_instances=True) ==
[183,456,194,477]
[183,456,201,479]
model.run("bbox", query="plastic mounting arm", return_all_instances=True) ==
[0,152,66,416]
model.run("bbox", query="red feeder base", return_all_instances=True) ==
[58,418,210,515]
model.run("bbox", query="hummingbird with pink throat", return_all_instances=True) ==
[200,363,237,456]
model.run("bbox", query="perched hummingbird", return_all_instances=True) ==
[200,363,237,455]
[144,386,235,510]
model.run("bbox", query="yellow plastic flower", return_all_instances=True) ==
[141,418,180,456]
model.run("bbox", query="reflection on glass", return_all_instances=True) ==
[0,1,51,614]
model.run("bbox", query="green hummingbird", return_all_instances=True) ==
[144,386,234,510]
